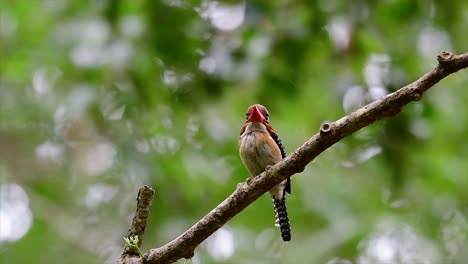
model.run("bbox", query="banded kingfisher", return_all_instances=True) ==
[239,104,291,241]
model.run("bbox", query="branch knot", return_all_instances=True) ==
[437,51,454,64]
[412,88,423,101]
[320,122,332,135]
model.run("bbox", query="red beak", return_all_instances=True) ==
[247,105,266,123]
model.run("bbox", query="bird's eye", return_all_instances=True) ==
[245,112,249,120]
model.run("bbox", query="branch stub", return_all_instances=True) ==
[437,51,454,63]
[320,122,332,134]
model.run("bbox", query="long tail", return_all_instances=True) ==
[272,196,291,241]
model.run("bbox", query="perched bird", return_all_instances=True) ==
[239,104,291,241]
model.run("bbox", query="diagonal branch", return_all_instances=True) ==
[131,51,468,264]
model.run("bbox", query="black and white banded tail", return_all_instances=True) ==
[272,196,291,241]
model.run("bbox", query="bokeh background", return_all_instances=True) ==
[1,1,468,263]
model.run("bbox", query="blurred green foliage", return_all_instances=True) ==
[1,0,467,263]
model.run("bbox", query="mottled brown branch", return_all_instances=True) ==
[122,51,468,264]
[117,186,155,264]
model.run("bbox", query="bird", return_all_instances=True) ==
[238,104,291,241]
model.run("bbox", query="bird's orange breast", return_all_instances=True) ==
[239,131,282,177]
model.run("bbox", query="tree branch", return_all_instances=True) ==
[122,51,468,264]
[117,186,155,264]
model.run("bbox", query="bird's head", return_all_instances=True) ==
[240,104,271,135]
[245,104,269,123]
